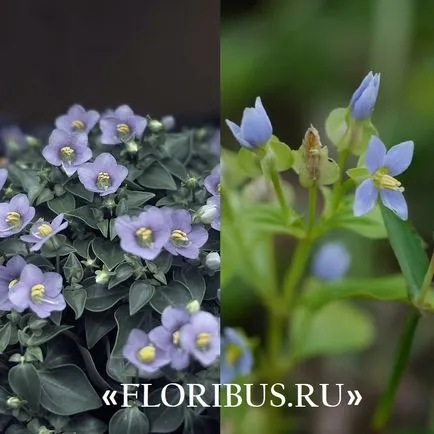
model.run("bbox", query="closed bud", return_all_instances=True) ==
[6,396,23,409]
[205,252,220,271]
[185,176,199,189]
[195,204,218,224]
[161,115,175,131]
[125,140,139,153]
[148,119,164,133]
[186,299,200,314]
[95,269,113,285]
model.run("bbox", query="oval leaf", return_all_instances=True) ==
[8,364,41,411]
[129,281,155,315]
[109,407,150,434]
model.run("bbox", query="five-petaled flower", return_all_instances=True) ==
[55,104,100,134]
[225,97,272,149]
[349,71,381,120]
[0,194,35,238]
[353,136,413,220]
[149,306,191,370]
[115,206,170,260]
[204,164,220,197]
[99,105,147,145]
[179,311,220,367]
[77,153,128,196]
[9,264,65,318]
[312,242,350,281]
[221,328,253,384]
[122,329,170,373]
[42,129,92,176]
[20,214,68,252]
[163,208,208,259]
[0,255,27,311]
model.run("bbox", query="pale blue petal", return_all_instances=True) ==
[225,119,252,149]
[384,141,414,176]
[365,136,386,173]
[380,189,408,220]
[353,179,378,216]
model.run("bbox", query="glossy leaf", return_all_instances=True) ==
[8,364,41,411]
[92,239,125,271]
[129,281,155,315]
[150,281,193,314]
[137,162,177,190]
[109,407,149,434]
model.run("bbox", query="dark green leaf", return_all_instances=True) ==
[0,239,28,256]
[161,158,188,181]
[109,219,118,241]
[137,162,177,190]
[174,267,205,303]
[41,235,75,258]
[92,238,125,271]
[36,188,55,205]
[65,182,95,202]
[0,323,11,352]
[24,325,73,346]
[8,364,41,411]
[129,281,155,315]
[76,346,112,391]
[85,310,117,349]
[64,287,87,319]
[109,407,149,434]
[125,191,155,208]
[64,253,84,283]
[97,220,109,238]
[73,238,94,259]
[66,206,99,229]
[150,281,193,314]
[164,132,192,164]
[85,284,127,312]
[147,388,185,433]
[48,194,76,214]
[26,255,55,270]
[38,364,102,415]
[64,415,107,434]
[109,264,134,289]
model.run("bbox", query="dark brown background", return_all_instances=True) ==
[0,0,219,126]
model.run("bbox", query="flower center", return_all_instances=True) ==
[172,330,180,347]
[217,183,221,194]
[8,279,18,290]
[373,168,404,192]
[137,345,156,364]
[135,227,153,246]
[116,123,130,136]
[225,343,242,366]
[71,120,85,130]
[5,211,22,229]
[37,223,53,237]
[195,332,211,351]
[96,172,112,190]
[31,284,45,303]
[60,146,75,162]
[170,229,189,247]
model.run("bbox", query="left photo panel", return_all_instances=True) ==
[0,2,220,433]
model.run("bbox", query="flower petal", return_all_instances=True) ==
[384,141,414,176]
[380,189,408,220]
[225,119,253,149]
[353,179,378,216]
[365,136,386,173]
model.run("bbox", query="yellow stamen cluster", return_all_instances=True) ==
[116,123,130,135]
[171,229,189,246]
[5,211,21,228]
[31,284,45,303]
[196,332,211,350]
[71,120,85,130]
[136,227,153,246]
[60,146,75,162]
[137,345,156,364]
[172,330,180,346]
[37,223,53,237]
[96,171,111,190]
[373,169,404,192]
[8,279,18,290]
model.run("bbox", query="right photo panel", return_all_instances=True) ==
[220,1,434,433]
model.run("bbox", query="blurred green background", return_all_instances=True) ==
[221,0,434,433]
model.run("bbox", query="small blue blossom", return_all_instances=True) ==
[0,126,27,150]
[0,194,35,238]
[204,164,220,197]
[349,71,381,120]
[221,328,253,384]
[0,255,27,311]
[225,97,272,149]
[55,104,100,134]
[312,242,351,281]
[0,168,7,190]
[353,136,413,220]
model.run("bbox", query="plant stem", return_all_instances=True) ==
[307,186,317,233]
[270,168,289,218]
[371,309,420,433]
[331,149,350,211]
[416,252,434,306]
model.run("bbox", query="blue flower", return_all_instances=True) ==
[0,168,7,190]
[221,328,253,384]
[312,242,350,281]
[349,71,381,120]
[353,136,413,220]
[225,97,272,149]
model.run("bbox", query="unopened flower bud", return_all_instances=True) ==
[148,119,164,133]
[184,176,199,189]
[205,252,220,271]
[95,269,113,285]
[125,140,139,153]
[349,71,381,121]
[161,115,175,131]
[186,299,200,314]
[195,204,218,224]
[6,396,23,409]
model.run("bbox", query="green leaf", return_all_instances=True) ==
[160,158,188,181]
[66,206,99,229]
[64,253,84,283]
[325,107,348,148]
[92,239,125,271]
[41,235,75,258]
[150,281,193,314]
[0,323,12,352]
[237,148,262,178]
[48,194,76,214]
[64,288,87,319]
[163,132,192,164]
[129,281,155,315]
[346,167,370,182]
[65,182,95,202]
[147,388,184,433]
[290,301,375,361]
[97,220,109,238]
[85,311,117,349]
[109,219,118,241]
[173,267,205,304]
[265,135,294,172]
[23,325,73,346]
[125,191,155,208]
[73,238,94,259]
[8,364,41,411]
[381,204,429,299]
[85,284,127,312]
[38,364,102,415]
[76,345,112,391]
[64,415,107,434]
[109,264,134,289]
[137,162,177,190]
[0,239,28,256]
[36,188,55,205]
[109,407,150,434]
[300,275,408,309]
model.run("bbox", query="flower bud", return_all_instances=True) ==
[161,115,175,131]
[312,242,350,281]
[125,140,139,153]
[186,299,200,314]
[148,119,164,133]
[349,71,381,120]
[195,204,218,224]
[6,396,23,409]
[95,269,113,285]
[205,252,220,271]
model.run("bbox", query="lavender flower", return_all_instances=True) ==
[349,71,381,120]
[42,129,92,176]
[204,165,220,197]
[207,196,220,231]
[55,104,100,134]
[8,265,65,318]
[0,126,27,150]
[99,105,147,145]
[0,194,35,238]
[312,242,350,281]
[179,311,220,367]
[115,207,171,260]
[353,136,413,220]
[221,328,253,384]
[77,153,128,196]
[225,97,272,149]
[20,214,68,252]
[0,255,27,311]
[210,130,220,156]
[149,307,191,370]
[0,168,7,190]
[123,329,170,373]
[161,115,175,131]
[163,208,208,259]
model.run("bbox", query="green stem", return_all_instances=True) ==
[371,309,420,433]
[331,149,350,211]
[416,252,434,306]
[270,169,289,218]
[307,186,317,233]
